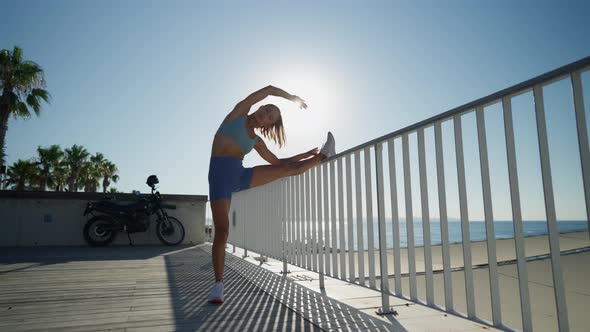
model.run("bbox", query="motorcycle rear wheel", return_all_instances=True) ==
[83,215,117,246]
[156,216,185,246]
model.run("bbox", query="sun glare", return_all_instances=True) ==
[267,66,342,147]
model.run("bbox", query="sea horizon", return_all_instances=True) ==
[210,217,588,249]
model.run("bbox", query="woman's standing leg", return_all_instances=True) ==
[210,198,231,280]
[208,198,231,303]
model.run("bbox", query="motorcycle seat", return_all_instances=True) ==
[97,200,147,212]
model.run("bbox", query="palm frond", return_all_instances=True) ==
[13,101,31,119]
[11,47,22,65]
[0,49,9,64]
[65,144,90,164]
[6,158,38,190]
[26,94,41,116]
[14,62,45,92]
[0,47,49,123]
[90,152,105,166]
[4,91,20,110]
[0,144,5,167]
[31,89,51,104]
[32,88,50,103]
[37,144,64,178]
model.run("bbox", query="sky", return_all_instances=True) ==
[1,0,589,221]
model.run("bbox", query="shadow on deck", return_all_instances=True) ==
[0,244,403,331]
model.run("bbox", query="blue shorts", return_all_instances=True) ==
[208,156,253,201]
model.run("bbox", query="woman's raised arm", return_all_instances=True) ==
[229,85,307,118]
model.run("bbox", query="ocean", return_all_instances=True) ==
[339,219,588,249]
[207,217,588,250]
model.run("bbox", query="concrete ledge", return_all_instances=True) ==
[0,190,207,202]
[0,190,208,247]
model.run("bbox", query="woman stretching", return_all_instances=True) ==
[208,85,335,303]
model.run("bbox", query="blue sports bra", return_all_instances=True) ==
[216,116,259,154]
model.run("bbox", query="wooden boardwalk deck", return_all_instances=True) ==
[0,245,396,331]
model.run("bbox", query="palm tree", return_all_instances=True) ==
[50,161,69,192]
[102,161,119,193]
[80,153,105,192]
[0,46,50,171]
[35,145,63,191]
[0,145,5,170]
[4,159,38,191]
[79,162,99,192]
[64,144,89,192]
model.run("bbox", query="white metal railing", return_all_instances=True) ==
[228,56,590,331]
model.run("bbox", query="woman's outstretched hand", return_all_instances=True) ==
[291,95,308,110]
[284,147,319,164]
[305,147,319,157]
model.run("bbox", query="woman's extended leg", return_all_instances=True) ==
[250,154,323,189]
[210,198,231,281]
[250,131,335,188]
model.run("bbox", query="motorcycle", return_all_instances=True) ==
[82,175,185,246]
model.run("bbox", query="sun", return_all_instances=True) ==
[263,66,342,148]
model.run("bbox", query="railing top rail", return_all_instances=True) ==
[328,56,590,161]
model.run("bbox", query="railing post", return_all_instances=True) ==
[291,176,296,266]
[571,71,590,238]
[387,138,402,296]
[454,114,475,318]
[346,154,356,283]
[242,196,248,258]
[282,179,289,274]
[502,96,532,331]
[317,166,325,289]
[476,106,502,326]
[364,147,377,288]
[296,174,301,267]
[418,128,434,306]
[375,143,396,315]
[330,160,338,278]
[533,85,569,331]
[232,210,236,253]
[402,134,417,300]
[355,151,366,286]
[311,168,318,272]
[285,177,293,264]
[323,162,331,277]
[435,122,454,312]
[305,171,312,270]
[338,158,347,279]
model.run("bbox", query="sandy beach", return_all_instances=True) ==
[293,230,589,276]
[288,230,590,331]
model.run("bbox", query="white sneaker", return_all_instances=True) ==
[320,132,336,159]
[207,281,224,303]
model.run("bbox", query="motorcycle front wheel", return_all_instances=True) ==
[83,215,117,246]
[156,216,185,246]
